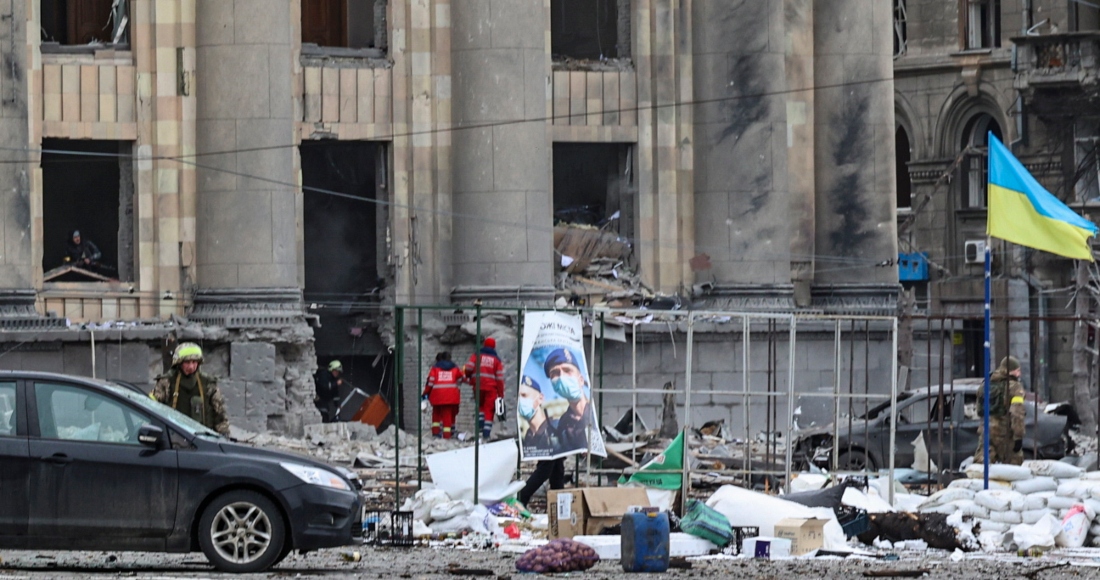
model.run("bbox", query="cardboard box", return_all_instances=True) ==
[547,487,651,538]
[773,517,828,555]
[742,536,791,559]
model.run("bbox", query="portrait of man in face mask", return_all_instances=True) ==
[541,347,594,455]
[518,374,559,457]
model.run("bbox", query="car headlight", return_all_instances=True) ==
[280,462,350,491]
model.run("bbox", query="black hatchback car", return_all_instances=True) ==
[0,371,362,573]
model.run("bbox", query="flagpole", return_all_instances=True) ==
[983,237,992,490]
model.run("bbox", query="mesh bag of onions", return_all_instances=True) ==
[515,538,600,573]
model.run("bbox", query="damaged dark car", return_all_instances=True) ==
[792,379,1073,473]
[0,371,362,573]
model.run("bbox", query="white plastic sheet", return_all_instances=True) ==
[705,485,848,551]
[1011,513,1061,551]
[425,439,526,504]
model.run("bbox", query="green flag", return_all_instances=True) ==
[618,432,684,490]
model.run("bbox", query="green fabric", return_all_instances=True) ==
[680,499,733,547]
[618,431,684,490]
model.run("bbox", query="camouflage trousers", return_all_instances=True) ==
[973,417,1023,465]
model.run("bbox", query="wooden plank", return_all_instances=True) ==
[586,71,603,126]
[321,67,339,122]
[568,71,586,126]
[303,66,322,122]
[339,68,357,123]
[98,66,117,123]
[357,68,375,124]
[603,72,620,125]
[553,70,570,125]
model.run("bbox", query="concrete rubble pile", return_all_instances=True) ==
[234,422,469,469]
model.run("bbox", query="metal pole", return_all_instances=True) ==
[683,313,695,512]
[784,317,796,493]
[742,316,750,480]
[983,238,993,489]
[598,312,605,486]
[417,308,424,490]
[516,308,524,480]
[394,307,404,509]
[888,316,899,506]
[832,320,842,470]
[474,303,483,505]
[90,328,96,379]
[631,319,638,463]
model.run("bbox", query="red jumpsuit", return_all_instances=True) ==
[464,348,504,439]
[423,361,463,438]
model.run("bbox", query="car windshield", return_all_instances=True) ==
[104,381,223,438]
[861,392,913,420]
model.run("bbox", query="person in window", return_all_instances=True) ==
[315,360,343,423]
[65,230,102,270]
[151,342,230,436]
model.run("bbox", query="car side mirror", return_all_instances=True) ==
[138,423,164,448]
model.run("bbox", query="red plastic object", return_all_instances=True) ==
[504,523,521,539]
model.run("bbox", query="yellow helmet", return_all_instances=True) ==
[172,342,204,366]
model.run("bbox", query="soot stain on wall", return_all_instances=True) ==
[827,90,874,255]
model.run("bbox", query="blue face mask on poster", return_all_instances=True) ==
[552,375,584,402]
[518,397,536,420]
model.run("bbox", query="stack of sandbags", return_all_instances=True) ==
[913,460,1100,550]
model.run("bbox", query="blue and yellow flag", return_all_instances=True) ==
[987,133,1098,261]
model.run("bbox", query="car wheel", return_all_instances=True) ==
[836,450,876,472]
[198,490,287,573]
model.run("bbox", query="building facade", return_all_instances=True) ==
[0,1,899,436]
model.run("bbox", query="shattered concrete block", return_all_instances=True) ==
[220,379,247,422]
[247,380,287,415]
[230,342,276,382]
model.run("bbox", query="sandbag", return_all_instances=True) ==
[1021,509,1052,525]
[1023,492,1051,511]
[1012,477,1058,495]
[920,502,962,515]
[1056,505,1091,548]
[953,500,990,520]
[976,519,1010,533]
[1084,498,1100,516]
[430,499,473,522]
[919,488,975,510]
[1023,460,1084,479]
[1057,479,1100,499]
[1081,471,1100,481]
[965,463,1033,482]
[706,485,848,550]
[408,488,453,523]
[949,477,1012,491]
[1047,495,1079,510]
[989,510,1022,524]
[974,489,1025,512]
[1011,513,1061,551]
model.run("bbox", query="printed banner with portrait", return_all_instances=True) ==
[517,311,606,461]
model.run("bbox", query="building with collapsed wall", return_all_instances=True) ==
[0,1,900,437]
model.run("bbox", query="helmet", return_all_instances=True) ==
[172,342,204,366]
[484,337,496,349]
[1000,356,1021,372]
[328,360,343,372]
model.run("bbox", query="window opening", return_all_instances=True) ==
[965,0,1000,49]
[1074,122,1100,203]
[34,382,150,444]
[301,0,388,53]
[896,126,912,210]
[894,0,908,58]
[41,139,134,282]
[960,114,1001,209]
[551,0,630,61]
[0,383,15,436]
[41,0,129,48]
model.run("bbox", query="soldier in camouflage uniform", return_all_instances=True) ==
[973,355,1026,465]
[151,342,230,436]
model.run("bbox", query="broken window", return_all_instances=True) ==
[893,0,907,58]
[41,0,129,47]
[301,141,387,360]
[301,0,388,53]
[964,0,1000,49]
[895,126,912,210]
[1074,122,1100,202]
[959,114,1001,209]
[552,144,634,278]
[41,139,134,282]
[551,0,630,61]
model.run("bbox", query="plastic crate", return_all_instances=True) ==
[363,510,416,547]
[729,526,760,555]
[835,507,869,539]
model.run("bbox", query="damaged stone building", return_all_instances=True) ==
[0,1,899,437]
[894,0,1100,418]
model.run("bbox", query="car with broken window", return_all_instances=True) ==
[0,371,362,573]
[792,378,1073,473]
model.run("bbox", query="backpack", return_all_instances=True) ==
[978,379,1010,418]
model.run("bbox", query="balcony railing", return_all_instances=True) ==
[1012,32,1100,89]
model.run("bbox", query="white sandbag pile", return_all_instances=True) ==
[917,460,1100,551]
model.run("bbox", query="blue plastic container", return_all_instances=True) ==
[621,510,670,573]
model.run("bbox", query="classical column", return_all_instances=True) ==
[450,0,553,303]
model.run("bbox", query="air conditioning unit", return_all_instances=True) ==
[964,239,987,264]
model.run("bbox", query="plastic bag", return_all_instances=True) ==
[974,489,1025,512]
[965,463,1033,482]
[1012,477,1058,495]
[430,500,473,522]
[1023,460,1084,479]
[1056,505,1091,548]
[1047,495,1078,510]
[989,510,1022,524]
[1021,509,1053,525]
[1012,513,1061,551]
[949,477,1011,491]
[919,488,975,510]
[515,539,600,573]
[409,488,452,523]
[1023,492,1052,511]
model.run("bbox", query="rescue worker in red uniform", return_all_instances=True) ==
[464,337,505,440]
[422,352,463,438]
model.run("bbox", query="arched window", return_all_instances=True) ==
[896,126,912,210]
[961,114,1002,208]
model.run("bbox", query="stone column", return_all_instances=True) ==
[194,0,299,299]
[0,0,40,324]
[812,0,897,288]
[450,0,553,303]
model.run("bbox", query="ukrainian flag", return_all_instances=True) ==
[987,133,1098,261]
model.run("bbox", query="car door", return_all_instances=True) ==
[891,393,954,471]
[0,380,29,541]
[27,380,178,540]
